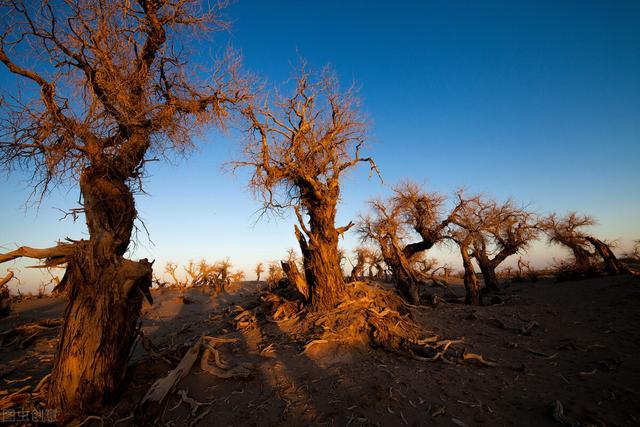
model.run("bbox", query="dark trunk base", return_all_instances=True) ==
[49,250,152,421]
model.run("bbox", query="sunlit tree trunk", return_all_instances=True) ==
[298,197,347,311]
[49,168,152,417]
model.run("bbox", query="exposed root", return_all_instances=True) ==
[139,334,254,419]
[286,282,492,366]
[170,389,214,416]
[200,336,253,379]
[234,308,258,330]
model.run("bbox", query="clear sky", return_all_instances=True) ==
[1,0,639,291]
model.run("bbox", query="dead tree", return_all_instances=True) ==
[456,197,540,291]
[235,65,379,311]
[255,262,264,283]
[543,213,596,271]
[349,246,376,282]
[543,212,636,276]
[0,0,246,418]
[358,183,466,304]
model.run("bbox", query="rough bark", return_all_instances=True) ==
[381,241,420,305]
[281,260,309,301]
[296,199,348,311]
[48,171,152,419]
[477,258,499,292]
[460,243,481,306]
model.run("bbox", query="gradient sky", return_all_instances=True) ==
[1,0,639,291]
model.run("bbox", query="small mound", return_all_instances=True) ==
[266,281,496,366]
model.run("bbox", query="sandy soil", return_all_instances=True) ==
[1,275,639,426]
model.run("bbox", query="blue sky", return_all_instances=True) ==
[1,1,639,291]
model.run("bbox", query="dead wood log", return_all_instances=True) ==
[138,337,203,412]
[0,243,75,267]
[281,260,309,301]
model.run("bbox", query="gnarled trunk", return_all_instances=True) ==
[49,171,152,420]
[477,258,499,292]
[298,198,347,312]
[571,245,593,270]
[460,243,480,306]
[379,242,420,304]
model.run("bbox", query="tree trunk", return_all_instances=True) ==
[586,236,634,275]
[48,171,152,420]
[349,260,364,282]
[460,244,481,306]
[379,242,420,304]
[478,259,499,292]
[297,199,347,311]
[571,245,593,270]
[0,271,12,318]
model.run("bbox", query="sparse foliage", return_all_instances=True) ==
[235,64,378,310]
[0,0,247,417]
[358,182,466,304]
[454,197,540,291]
[255,262,264,282]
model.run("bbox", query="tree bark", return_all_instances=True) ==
[460,243,481,306]
[477,258,499,292]
[48,171,152,420]
[298,197,347,312]
[281,260,309,301]
[378,241,420,304]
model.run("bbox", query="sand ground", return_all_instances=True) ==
[1,275,639,426]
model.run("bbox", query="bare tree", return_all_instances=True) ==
[235,65,378,311]
[455,197,540,291]
[255,262,264,283]
[543,212,636,276]
[0,0,246,417]
[543,213,596,271]
[358,182,465,304]
[349,246,376,282]
[165,261,182,288]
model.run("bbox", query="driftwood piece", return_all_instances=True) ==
[139,337,203,409]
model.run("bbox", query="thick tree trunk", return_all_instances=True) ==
[379,243,420,304]
[48,171,152,420]
[460,244,481,306]
[571,246,593,270]
[297,199,347,312]
[478,259,499,292]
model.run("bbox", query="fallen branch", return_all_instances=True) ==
[139,337,203,410]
